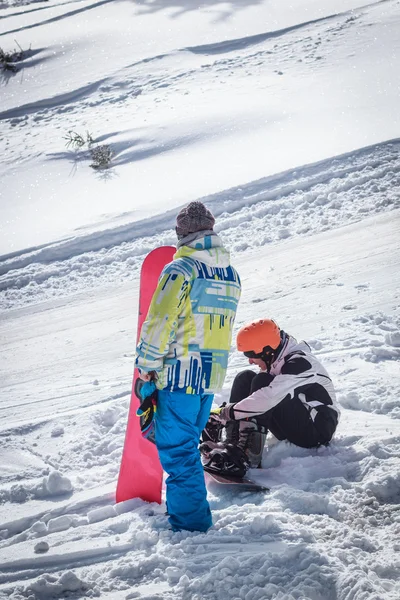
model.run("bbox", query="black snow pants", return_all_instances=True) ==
[229,370,338,448]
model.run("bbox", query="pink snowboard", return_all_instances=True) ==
[116,246,176,504]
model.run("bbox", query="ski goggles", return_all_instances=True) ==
[243,346,276,359]
[243,350,263,359]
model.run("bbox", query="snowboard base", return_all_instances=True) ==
[205,469,269,492]
[116,245,176,504]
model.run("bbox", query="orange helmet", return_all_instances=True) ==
[236,319,281,355]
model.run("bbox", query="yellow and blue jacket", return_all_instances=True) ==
[135,234,241,395]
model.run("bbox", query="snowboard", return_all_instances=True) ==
[116,246,176,504]
[204,469,270,492]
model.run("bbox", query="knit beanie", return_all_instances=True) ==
[175,201,215,239]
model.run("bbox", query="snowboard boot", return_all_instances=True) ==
[246,431,266,468]
[225,419,239,444]
[204,444,250,479]
[237,421,266,469]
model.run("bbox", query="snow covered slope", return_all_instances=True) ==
[0,0,399,599]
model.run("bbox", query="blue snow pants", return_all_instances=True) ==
[155,390,214,532]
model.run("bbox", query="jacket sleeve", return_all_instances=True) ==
[135,264,191,374]
[226,371,315,420]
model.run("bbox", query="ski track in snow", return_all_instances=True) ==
[0,418,399,600]
[0,171,399,599]
[1,138,399,311]
[0,5,373,135]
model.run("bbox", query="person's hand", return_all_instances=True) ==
[209,406,228,425]
[139,370,157,382]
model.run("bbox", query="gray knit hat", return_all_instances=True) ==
[175,201,215,239]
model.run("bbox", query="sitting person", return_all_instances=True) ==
[201,318,340,478]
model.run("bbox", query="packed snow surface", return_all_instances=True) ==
[0,0,399,599]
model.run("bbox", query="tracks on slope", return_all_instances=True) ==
[0,138,399,312]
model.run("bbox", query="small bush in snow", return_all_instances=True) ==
[64,130,94,150]
[0,41,27,73]
[63,130,112,170]
[89,144,113,170]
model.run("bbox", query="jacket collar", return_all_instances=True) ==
[174,232,231,268]
[271,334,311,369]
[176,229,215,248]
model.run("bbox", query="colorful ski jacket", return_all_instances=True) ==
[135,234,241,395]
[226,334,340,421]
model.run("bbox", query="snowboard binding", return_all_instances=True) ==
[199,439,225,460]
[203,444,250,479]
[201,413,224,444]
[200,412,226,461]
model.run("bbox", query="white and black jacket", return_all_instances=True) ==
[226,335,340,422]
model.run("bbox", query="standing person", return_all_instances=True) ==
[135,201,241,532]
[201,319,340,478]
